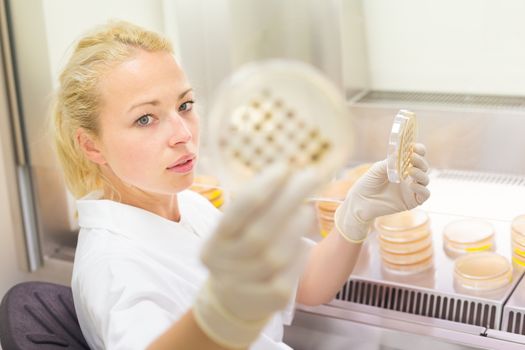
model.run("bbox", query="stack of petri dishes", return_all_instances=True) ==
[454,252,512,291]
[314,164,370,237]
[511,214,525,267]
[315,180,348,237]
[190,175,225,209]
[375,210,433,274]
[442,219,495,258]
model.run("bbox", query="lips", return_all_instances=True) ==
[167,154,196,173]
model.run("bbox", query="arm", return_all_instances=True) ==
[296,229,362,305]
[148,310,236,350]
[297,144,431,306]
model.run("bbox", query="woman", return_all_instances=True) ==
[52,21,430,350]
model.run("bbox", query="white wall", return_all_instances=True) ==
[343,0,525,95]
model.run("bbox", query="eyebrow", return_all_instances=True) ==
[128,88,193,112]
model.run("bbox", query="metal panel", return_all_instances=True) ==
[0,0,42,271]
[348,99,525,175]
[6,0,76,265]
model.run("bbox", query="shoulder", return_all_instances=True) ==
[179,190,222,231]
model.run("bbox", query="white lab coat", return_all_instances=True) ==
[72,190,294,350]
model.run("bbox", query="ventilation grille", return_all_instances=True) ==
[356,90,525,111]
[336,280,498,329]
[506,312,525,335]
[435,169,525,186]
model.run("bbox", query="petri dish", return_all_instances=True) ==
[382,256,433,275]
[511,214,525,246]
[375,210,430,243]
[207,59,354,190]
[379,233,432,254]
[387,110,417,183]
[454,252,512,291]
[314,199,339,237]
[190,175,225,209]
[512,251,525,268]
[443,219,495,255]
[380,245,433,266]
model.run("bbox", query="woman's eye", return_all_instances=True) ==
[136,114,153,127]
[179,100,194,112]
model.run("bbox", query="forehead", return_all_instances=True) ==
[98,50,188,106]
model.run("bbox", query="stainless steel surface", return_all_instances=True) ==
[303,170,525,344]
[0,0,40,271]
[502,269,525,335]
[6,0,77,263]
[355,91,525,111]
[331,211,523,330]
[348,102,525,175]
[338,169,525,329]
[287,304,525,349]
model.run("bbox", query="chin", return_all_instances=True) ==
[170,172,195,192]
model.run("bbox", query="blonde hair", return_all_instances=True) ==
[52,20,173,198]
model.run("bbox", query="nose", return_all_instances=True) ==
[167,113,192,147]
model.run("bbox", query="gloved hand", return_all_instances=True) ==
[335,143,431,243]
[193,165,319,349]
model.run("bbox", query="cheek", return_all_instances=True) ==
[104,136,158,180]
[191,116,200,145]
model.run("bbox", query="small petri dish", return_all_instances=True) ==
[375,210,430,243]
[342,163,372,183]
[382,255,433,275]
[314,199,339,237]
[379,233,432,254]
[512,251,525,268]
[191,175,225,209]
[380,244,433,266]
[443,219,495,256]
[387,110,417,183]
[454,252,512,291]
[511,215,525,246]
[207,59,354,190]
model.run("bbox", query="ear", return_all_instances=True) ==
[76,128,107,165]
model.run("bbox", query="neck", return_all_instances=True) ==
[101,175,181,222]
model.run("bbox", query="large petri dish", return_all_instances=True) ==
[380,245,433,266]
[382,255,433,275]
[379,233,432,254]
[454,252,512,291]
[511,214,525,245]
[443,219,495,255]
[207,59,353,190]
[375,210,430,243]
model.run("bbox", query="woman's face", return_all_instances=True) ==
[94,49,199,195]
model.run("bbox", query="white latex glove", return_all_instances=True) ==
[193,165,319,349]
[335,143,431,243]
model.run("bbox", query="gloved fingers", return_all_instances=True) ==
[214,280,296,321]
[412,143,427,157]
[203,195,313,276]
[235,201,314,258]
[214,191,314,260]
[277,237,310,284]
[357,159,388,185]
[262,206,314,272]
[408,167,429,186]
[410,152,429,173]
[213,163,290,240]
[230,169,320,256]
[409,182,431,205]
[204,210,309,281]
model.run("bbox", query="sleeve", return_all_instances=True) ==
[75,255,191,350]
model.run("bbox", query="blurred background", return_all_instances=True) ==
[1,1,525,347]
